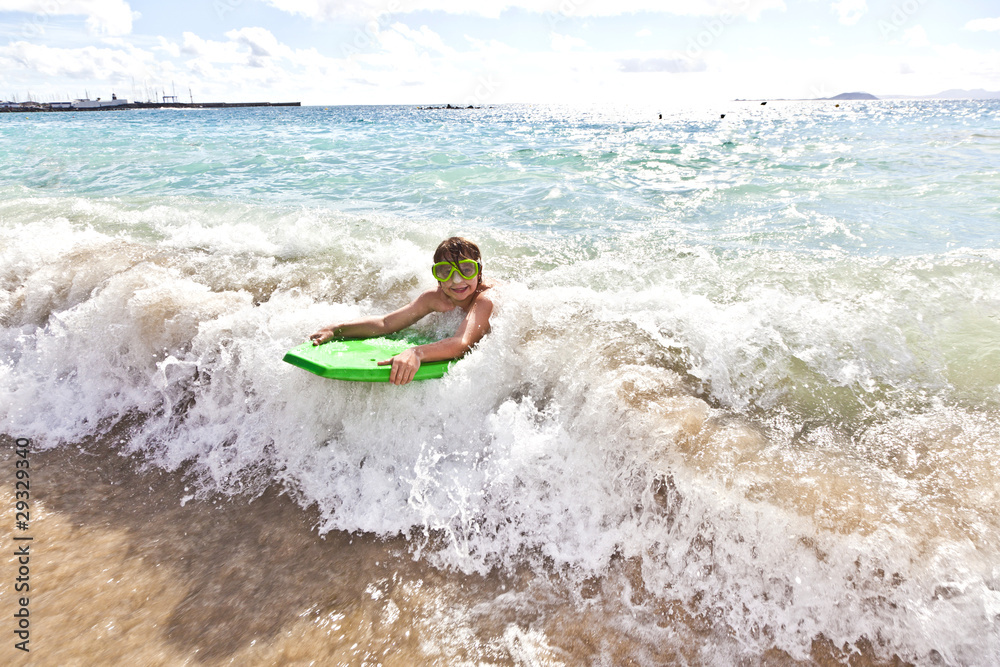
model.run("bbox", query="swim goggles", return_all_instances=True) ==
[432,258,480,282]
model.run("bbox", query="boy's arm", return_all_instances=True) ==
[379,295,494,384]
[310,291,437,345]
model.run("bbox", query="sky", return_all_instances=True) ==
[0,0,998,105]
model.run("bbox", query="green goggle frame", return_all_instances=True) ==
[432,258,480,282]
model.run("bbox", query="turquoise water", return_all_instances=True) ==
[5,102,998,251]
[2,102,1000,663]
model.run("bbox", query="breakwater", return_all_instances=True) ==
[1,101,301,112]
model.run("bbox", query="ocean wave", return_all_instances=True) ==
[2,202,999,661]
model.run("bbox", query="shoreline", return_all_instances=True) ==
[0,432,915,665]
[0,102,301,113]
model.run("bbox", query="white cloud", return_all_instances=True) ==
[831,0,866,26]
[171,27,338,75]
[389,23,452,54]
[636,28,652,38]
[260,0,785,21]
[372,22,454,66]
[4,1,996,108]
[227,27,282,58]
[155,36,180,58]
[260,0,504,20]
[462,34,518,58]
[618,53,706,73]
[225,26,303,66]
[965,17,1000,32]
[180,32,243,64]
[156,23,459,101]
[0,39,156,84]
[0,0,136,35]
[903,26,928,47]
[929,43,1000,83]
[551,33,587,52]
[584,0,785,19]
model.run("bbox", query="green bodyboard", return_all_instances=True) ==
[282,337,453,382]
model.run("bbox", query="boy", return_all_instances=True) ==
[309,237,494,385]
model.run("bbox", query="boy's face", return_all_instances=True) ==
[436,254,480,303]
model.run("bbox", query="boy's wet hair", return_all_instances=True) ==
[434,237,482,266]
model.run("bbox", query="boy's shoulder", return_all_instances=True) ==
[419,286,457,311]
[473,282,495,304]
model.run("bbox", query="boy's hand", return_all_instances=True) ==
[309,327,337,345]
[378,347,421,385]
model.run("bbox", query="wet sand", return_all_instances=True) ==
[0,433,912,666]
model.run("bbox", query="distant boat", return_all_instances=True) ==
[71,96,128,109]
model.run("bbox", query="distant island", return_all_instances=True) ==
[738,89,1000,102]
[823,92,878,100]
[734,92,880,102]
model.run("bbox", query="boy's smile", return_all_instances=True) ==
[441,273,477,304]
